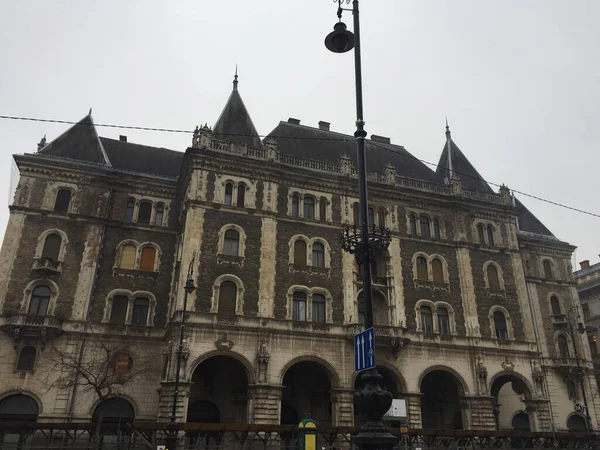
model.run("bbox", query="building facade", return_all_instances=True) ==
[0,77,597,433]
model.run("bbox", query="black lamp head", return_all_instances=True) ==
[325,22,355,53]
[185,278,196,294]
[578,322,587,335]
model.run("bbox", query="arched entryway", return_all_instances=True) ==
[188,355,249,424]
[0,394,39,447]
[420,370,464,429]
[281,361,334,426]
[567,414,587,432]
[354,366,406,427]
[490,373,532,430]
[92,397,135,449]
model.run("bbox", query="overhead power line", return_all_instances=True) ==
[1,113,598,219]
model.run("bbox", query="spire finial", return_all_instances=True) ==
[233,65,238,91]
[445,116,451,137]
[89,107,93,115]
[445,116,454,180]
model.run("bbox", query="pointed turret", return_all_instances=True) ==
[436,123,492,193]
[37,112,111,166]
[212,70,262,148]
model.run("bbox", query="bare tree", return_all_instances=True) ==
[43,333,154,403]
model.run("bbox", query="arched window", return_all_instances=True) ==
[368,207,375,228]
[312,293,326,323]
[433,219,441,240]
[125,198,135,222]
[237,184,246,207]
[567,380,577,400]
[353,204,360,226]
[138,201,152,224]
[431,258,444,284]
[378,208,386,227]
[358,300,365,324]
[42,233,62,260]
[494,311,508,340]
[294,240,307,266]
[218,281,237,315]
[420,216,431,237]
[17,346,37,371]
[319,198,327,221]
[312,242,325,268]
[477,223,485,244]
[420,306,433,333]
[139,247,156,272]
[292,195,300,217]
[224,183,233,206]
[304,196,315,219]
[292,292,307,321]
[543,260,554,280]
[28,285,51,316]
[223,229,240,256]
[155,204,164,226]
[487,225,495,246]
[114,353,133,375]
[550,295,561,316]
[131,297,149,326]
[558,335,570,358]
[416,257,428,281]
[437,307,450,335]
[119,244,136,269]
[110,295,128,325]
[409,214,417,235]
[487,265,501,292]
[54,189,71,212]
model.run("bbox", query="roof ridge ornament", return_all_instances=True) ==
[233,64,238,91]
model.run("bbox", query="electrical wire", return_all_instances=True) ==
[2,113,599,219]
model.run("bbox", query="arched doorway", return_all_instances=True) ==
[567,414,587,432]
[354,366,405,427]
[490,374,531,430]
[0,394,39,447]
[189,355,249,424]
[281,361,333,426]
[420,370,464,429]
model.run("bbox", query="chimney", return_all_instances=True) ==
[318,121,330,131]
[288,118,301,125]
[119,135,127,142]
[371,134,391,144]
[580,260,590,270]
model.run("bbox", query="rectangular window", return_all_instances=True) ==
[131,298,149,326]
[110,296,129,325]
[292,293,307,321]
[420,307,433,333]
[312,294,326,323]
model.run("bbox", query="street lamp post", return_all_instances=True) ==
[166,258,196,450]
[567,304,593,431]
[326,1,396,449]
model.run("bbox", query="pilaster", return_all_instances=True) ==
[258,217,277,317]
[177,205,205,311]
[332,388,355,427]
[464,395,496,430]
[404,393,423,429]
[455,248,481,336]
[524,398,552,431]
[248,384,283,424]
[510,254,535,342]
[0,211,25,311]
[157,381,193,421]
[72,224,103,321]
[388,237,405,326]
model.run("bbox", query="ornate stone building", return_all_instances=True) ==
[0,76,597,433]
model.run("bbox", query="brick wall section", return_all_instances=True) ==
[3,214,87,319]
[195,208,262,316]
[399,238,466,335]
[469,250,525,340]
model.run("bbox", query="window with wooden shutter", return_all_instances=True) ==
[28,286,51,316]
[294,240,307,266]
[54,189,71,212]
[223,230,240,256]
[119,245,136,269]
[487,265,501,292]
[139,247,156,272]
[138,201,152,224]
[110,295,128,325]
[432,259,444,284]
[237,185,246,207]
[218,281,237,315]
[42,234,61,260]
[131,298,149,325]
[416,257,428,281]
[114,353,133,375]
[17,347,37,371]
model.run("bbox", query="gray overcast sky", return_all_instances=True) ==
[1,1,598,266]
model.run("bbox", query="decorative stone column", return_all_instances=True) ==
[248,384,283,424]
[403,393,423,429]
[332,388,356,427]
[524,399,552,432]
[463,396,496,430]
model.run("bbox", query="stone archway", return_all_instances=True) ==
[420,370,464,429]
[354,365,406,427]
[189,355,249,424]
[490,373,532,430]
[281,361,333,426]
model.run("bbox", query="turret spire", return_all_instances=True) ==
[233,65,238,91]
[445,117,454,180]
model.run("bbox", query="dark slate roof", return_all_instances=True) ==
[212,82,262,148]
[100,138,184,178]
[38,114,110,165]
[515,197,555,237]
[436,138,493,193]
[265,121,439,182]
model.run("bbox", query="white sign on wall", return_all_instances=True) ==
[383,399,407,418]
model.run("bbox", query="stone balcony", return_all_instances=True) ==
[31,257,62,275]
[549,357,592,376]
[551,314,568,326]
[1,313,64,341]
[355,273,388,287]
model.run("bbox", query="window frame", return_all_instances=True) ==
[292,292,307,322]
[41,233,62,261]
[154,204,164,226]
[223,229,240,257]
[312,242,325,268]
[54,189,72,213]
[312,293,326,323]
[217,281,238,315]
[303,196,315,219]
[109,295,129,325]
[16,346,37,372]
[28,285,51,316]
[437,307,450,335]
[224,183,234,206]
[419,216,431,237]
[131,297,150,326]
[420,306,434,333]
[493,311,508,340]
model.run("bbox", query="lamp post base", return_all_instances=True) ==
[354,369,398,450]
